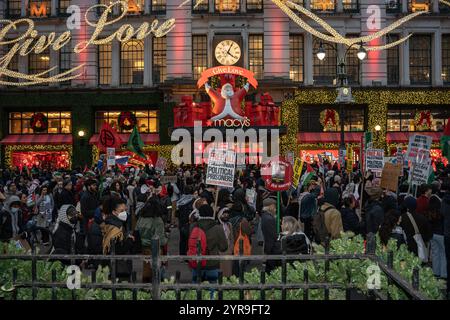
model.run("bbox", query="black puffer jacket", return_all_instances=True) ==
[280,233,311,255]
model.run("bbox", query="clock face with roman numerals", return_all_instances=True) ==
[215,40,241,66]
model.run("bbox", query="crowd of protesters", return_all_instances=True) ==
[0,158,449,298]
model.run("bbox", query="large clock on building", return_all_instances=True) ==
[214,40,242,66]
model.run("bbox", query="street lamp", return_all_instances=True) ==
[78,130,85,137]
[316,41,367,168]
[374,125,381,132]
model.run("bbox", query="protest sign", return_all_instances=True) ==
[286,151,295,166]
[106,148,115,167]
[346,145,353,172]
[292,158,304,188]
[261,156,293,191]
[365,148,384,173]
[411,157,432,186]
[380,162,402,192]
[406,134,432,162]
[155,157,167,171]
[205,147,236,188]
[160,175,177,185]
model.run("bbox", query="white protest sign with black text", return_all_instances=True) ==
[407,134,432,162]
[365,148,384,173]
[205,147,236,188]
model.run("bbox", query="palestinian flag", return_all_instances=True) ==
[127,126,147,160]
[441,118,450,161]
[301,163,315,187]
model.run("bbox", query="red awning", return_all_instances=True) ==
[0,134,73,145]
[386,132,443,143]
[89,133,160,145]
[297,132,364,143]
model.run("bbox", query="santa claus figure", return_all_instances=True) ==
[205,81,250,121]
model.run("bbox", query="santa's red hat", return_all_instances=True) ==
[444,118,450,136]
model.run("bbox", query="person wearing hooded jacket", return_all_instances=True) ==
[217,207,234,277]
[176,185,196,255]
[365,186,385,234]
[441,179,450,297]
[0,195,26,242]
[52,204,84,258]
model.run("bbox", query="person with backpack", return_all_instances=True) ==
[340,195,361,235]
[187,204,227,298]
[364,186,384,234]
[379,209,407,248]
[176,185,196,255]
[298,181,321,241]
[261,196,281,273]
[314,193,343,244]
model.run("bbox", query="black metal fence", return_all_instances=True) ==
[0,235,426,300]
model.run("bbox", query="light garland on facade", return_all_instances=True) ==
[274,0,424,51]
[5,144,73,168]
[281,89,450,155]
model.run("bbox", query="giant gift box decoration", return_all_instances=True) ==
[173,74,280,127]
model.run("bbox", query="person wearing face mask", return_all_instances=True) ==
[51,204,83,258]
[0,196,27,242]
[102,196,138,279]
[217,207,234,277]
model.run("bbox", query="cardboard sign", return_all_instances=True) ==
[406,134,432,162]
[106,148,115,167]
[380,162,402,192]
[155,157,167,171]
[292,158,304,188]
[365,148,384,173]
[160,175,177,185]
[205,147,236,188]
[412,157,432,186]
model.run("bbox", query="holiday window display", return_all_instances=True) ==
[415,110,433,131]
[320,109,339,131]
[118,111,137,131]
[30,113,49,132]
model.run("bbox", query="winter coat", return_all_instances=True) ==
[441,193,450,237]
[298,192,317,221]
[219,221,234,277]
[176,194,196,226]
[365,200,384,234]
[193,218,228,270]
[261,211,280,255]
[54,189,75,209]
[136,216,168,247]
[200,190,214,206]
[52,205,84,256]
[319,203,344,240]
[416,195,430,215]
[87,221,104,255]
[280,232,311,255]
[400,211,433,255]
[0,196,25,241]
[339,207,361,234]
[80,190,99,220]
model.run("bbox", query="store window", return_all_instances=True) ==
[6,0,21,18]
[58,0,71,15]
[289,34,304,83]
[9,112,72,134]
[125,0,145,14]
[95,110,159,133]
[193,35,208,80]
[121,40,144,85]
[409,34,432,85]
[3,42,19,83]
[346,34,360,85]
[151,0,166,13]
[313,38,337,85]
[387,34,400,85]
[343,0,359,12]
[387,0,402,13]
[408,0,431,12]
[59,41,72,86]
[442,34,450,84]
[29,48,50,86]
[28,1,51,18]
[215,0,240,13]
[192,0,209,12]
[98,43,112,86]
[387,106,450,132]
[300,106,365,132]
[311,0,335,12]
[249,35,264,80]
[153,37,167,84]
[246,0,263,12]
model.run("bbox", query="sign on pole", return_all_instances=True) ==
[106,148,115,167]
[292,158,304,188]
[261,156,293,192]
[411,157,432,186]
[365,148,384,173]
[205,147,236,188]
[155,157,167,172]
[346,145,353,172]
[406,134,432,162]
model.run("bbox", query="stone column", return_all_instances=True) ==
[432,30,443,86]
[304,33,314,85]
[399,28,410,86]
